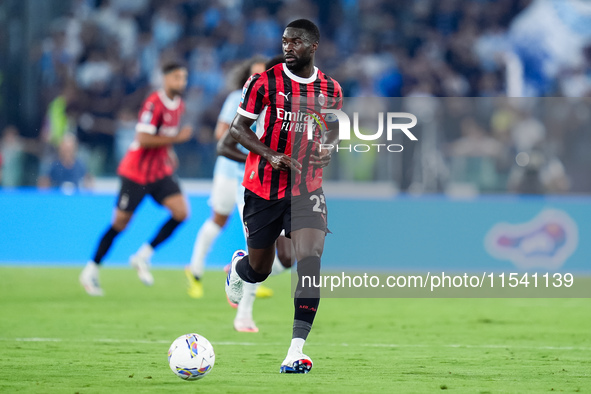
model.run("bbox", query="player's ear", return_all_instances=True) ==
[311,42,318,54]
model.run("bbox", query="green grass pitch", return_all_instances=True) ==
[1,266,589,393]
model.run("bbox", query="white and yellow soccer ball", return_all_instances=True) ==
[168,333,215,380]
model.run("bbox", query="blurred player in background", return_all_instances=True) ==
[225,20,342,373]
[216,55,295,333]
[37,133,92,191]
[185,57,272,302]
[80,62,193,296]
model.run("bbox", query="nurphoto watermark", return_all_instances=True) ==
[306,108,418,153]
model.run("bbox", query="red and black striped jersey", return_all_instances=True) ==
[237,63,343,200]
[117,90,184,184]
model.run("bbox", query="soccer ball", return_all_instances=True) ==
[168,333,215,380]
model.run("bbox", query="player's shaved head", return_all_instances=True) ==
[286,19,320,43]
[283,20,320,75]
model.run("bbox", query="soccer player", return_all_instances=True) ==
[216,55,295,333]
[80,62,192,296]
[186,57,271,301]
[224,20,343,373]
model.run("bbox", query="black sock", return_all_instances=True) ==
[294,256,321,327]
[150,218,183,248]
[235,255,270,283]
[93,226,121,264]
[293,319,313,340]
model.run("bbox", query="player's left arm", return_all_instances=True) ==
[232,73,301,173]
[309,124,339,167]
[310,81,343,167]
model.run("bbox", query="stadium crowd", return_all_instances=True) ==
[2,0,591,193]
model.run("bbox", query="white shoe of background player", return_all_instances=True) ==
[79,261,104,296]
[129,244,154,286]
[234,317,259,333]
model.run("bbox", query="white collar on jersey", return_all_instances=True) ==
[282,63,318,84]
[158,89,181,110]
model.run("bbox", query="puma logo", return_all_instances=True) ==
[279,92,291,100]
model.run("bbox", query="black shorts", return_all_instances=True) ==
[243,188,328,249]
[116,176,182,212]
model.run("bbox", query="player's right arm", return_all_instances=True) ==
[217,128,247,163]
[229,113,301,173]
[230,73,301,173]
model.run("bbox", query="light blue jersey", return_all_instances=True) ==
[213,90,253,180]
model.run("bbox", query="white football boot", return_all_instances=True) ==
[225,250,246,305]
[129,244,154,286]
[79,261,104,296]
[233,317,259,333]
[280,353,313,374]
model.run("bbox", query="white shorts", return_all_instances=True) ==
[210,155,249,218]
[214,156,242,179]
[210,173,238,215]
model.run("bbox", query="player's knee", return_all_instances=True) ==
[173,209,189,222]
[295,245,324,262]
[112,211,131,231]
[246,247,276,276]
[112,223,127,232]
[250,259,272,276]
[309,247,324,259]
[212,213,228,227]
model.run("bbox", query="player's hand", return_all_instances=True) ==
[309,141,332,168]
[267,152,302,174]
[176,125,193,143]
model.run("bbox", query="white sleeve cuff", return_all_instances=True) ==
[136,123,157,135]
[236,107,259,120]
